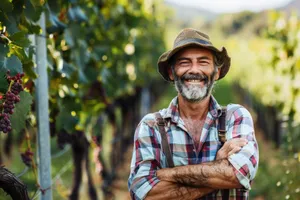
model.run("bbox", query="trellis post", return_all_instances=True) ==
[35,12,53,200]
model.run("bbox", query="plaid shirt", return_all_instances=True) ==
[128,96,259,200]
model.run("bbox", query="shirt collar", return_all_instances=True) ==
[209,95,223,118]
[162,95,223,123]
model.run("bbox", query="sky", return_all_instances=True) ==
[166,0,295,13]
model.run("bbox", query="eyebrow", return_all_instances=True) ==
[176,56,212,62]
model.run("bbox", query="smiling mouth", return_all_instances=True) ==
[186,79,201,82]
[185,79,206,84]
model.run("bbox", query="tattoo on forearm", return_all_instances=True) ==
[171,184,187,197]
[173,159,233,187]
[174,166,209,186]
[170,184,201,199]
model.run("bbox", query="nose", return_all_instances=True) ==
[188,61,202,74]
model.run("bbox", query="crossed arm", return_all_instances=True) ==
[145,139,246,200]
[145,160,240,200]
[144,180,214,200]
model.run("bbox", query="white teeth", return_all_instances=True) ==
[187,79,201,82]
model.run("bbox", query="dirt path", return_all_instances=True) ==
[110,146,132,200]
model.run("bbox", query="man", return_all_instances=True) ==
[128,28,259,199]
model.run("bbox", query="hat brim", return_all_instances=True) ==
[157,42,231,82]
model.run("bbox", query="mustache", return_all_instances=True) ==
[181,73,208,82]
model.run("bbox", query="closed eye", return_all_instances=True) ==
[179,61,190,64]
[199,60,210,65]
[178,61,191,66]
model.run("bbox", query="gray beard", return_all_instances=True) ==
[174,72,216,103]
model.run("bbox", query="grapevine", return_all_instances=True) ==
[0,70,24,134]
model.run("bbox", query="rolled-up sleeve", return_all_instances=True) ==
[226,105,259,190]
[128,116,162,200]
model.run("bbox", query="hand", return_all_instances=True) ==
[216,138,248,160]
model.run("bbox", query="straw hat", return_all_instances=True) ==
[157,28,231,82]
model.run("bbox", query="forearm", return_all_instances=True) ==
[157,159,242,189]
[145,180,215,200]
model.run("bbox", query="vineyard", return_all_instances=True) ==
[0,0,300,200]
[0,0,168,199]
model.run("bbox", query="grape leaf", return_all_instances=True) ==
[9,43,31,63]
[0,55,23,76]
[61,60,76,78]
[10,91,33,134]
[23,60,38,79]
[0,69,8,93]
[0,43,9,64]
[73,6,88,23]
[0,44,9,92]
[9,31,31,48]
[0,0,13,13]
[78,69,88,83]
[24,0,43,22]
[19,16,41,34]
[2,14,19,34]
[64,29,75,48]
[67,6,88,23]
[6,55,23,74]
[55,108,79,133]
[46,13,67,34]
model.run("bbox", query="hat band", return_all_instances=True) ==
[174,38,212,48]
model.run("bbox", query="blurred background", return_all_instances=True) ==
[0,0,299,199]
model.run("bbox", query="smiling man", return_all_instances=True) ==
[128,28,259,199]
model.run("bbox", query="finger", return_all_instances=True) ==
[227,138,248,147]
[231,138,248,143]
[235,139,248,147]
[220,138,248,155]
[228,146,242,157]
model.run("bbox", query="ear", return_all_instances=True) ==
[168,66,174,81]
[214,68,221,81]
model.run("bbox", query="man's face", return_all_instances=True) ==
[169,47,220,103]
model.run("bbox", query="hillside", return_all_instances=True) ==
[280,0,300,13]
[164,0,218,24]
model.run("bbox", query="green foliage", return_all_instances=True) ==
[10,91,33,134]
[0,69,8,92]
[0,1,37,79]
[0,0,166,135]
[55,108,79,133]
[0,0,165,197]
[222,11,257,35]
[0,44,9,76]
[213,79,237,105]
[0,0,13,13]
[222,11,300,199]
[208,11,266,38]
[197,9,300,199]
[9,32,31,47]
[0,55,23,75]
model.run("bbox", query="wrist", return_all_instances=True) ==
[156,168,173,182]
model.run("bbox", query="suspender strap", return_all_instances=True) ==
[218,107,227,144]
[219,105,243,144]
[155,112,174,168]
[218,107,229,200]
